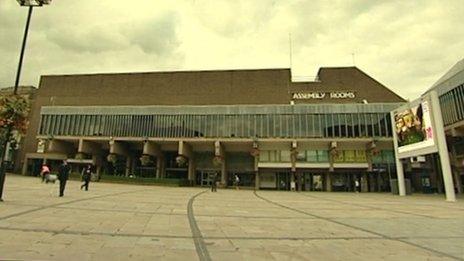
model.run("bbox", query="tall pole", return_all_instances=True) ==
[14,6,34,94]
[0,6,34,201]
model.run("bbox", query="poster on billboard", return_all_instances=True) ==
[392,96,438,158]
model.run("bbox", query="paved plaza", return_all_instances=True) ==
[0,175,463,261]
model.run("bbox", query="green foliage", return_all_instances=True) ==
[0,94,30,154]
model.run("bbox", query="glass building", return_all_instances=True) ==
[20,67,406,191]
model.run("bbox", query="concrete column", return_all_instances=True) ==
[391,111,406,196]
[362,173,369,192]
[377,173,382,192]
[255,171,260,190]
[125,157,131,177]
[430,90,456,201]
[221,158,227,187]
[214,141,227,187]
[326,173,332,192]
[329,141,337,172]
[21,157,28,175]
[96,165,102,180]
[453,169,462,194]
[254,156,259,190]
[396,158,406,196]
[156,157,162,178]
[160,158,166,178]
[188,158,195,184]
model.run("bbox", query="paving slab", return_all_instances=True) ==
[0,175,463,260]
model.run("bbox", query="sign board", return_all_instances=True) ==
[292,91,356,100]
[391,95,437,159]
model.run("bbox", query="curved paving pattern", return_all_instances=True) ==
[187,190,211,261]
[0,175,463,260]
[254,191,463,261]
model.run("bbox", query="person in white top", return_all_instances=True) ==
[355,180,360,193]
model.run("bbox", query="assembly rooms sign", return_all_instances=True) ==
[292,91,356,99]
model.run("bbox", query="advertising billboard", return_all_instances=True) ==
[392,96,437,158]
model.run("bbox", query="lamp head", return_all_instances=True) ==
[17,0,52,6]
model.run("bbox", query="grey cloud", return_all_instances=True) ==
[45,26,128,53]
[192,0,278,37]
[124,12,181,56]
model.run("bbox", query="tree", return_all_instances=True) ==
[0,94,30,158]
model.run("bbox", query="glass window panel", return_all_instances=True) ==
[344,150,356,162]
[269,150,276,162]
[333,150,345,163]
[356,150,367,162]
[280,150,291,162]
[296,150,306,162]
[260,151,269,162]
[382,150,395,163]
[306,150,318,162]
[333,114,340,137]
[346,114,354,137]
[317,150,329,162]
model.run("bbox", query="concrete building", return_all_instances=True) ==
[19,67,406,191]
[425,58,464,193]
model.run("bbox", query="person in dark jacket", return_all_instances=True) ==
[80,164,92,191]
[211,172,218,192]
[58,160,71,197]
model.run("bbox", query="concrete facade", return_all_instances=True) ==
[19,67,407,191]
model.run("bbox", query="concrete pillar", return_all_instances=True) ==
[131,157,137,175]
[254,155,259,190]
[453,170,462,194]
[214,141,227,187]
[96,165,102,180]
[362,172,369,192]
[156,157,162,178]
[329,141,337,172]
[109,140,128,156]
[326,173,332,192]
[221,158,227,187]
[21,157,28,175]
[125,157,131,177]
[430,90,456,201]
[188,158,195,184]
[255,171,260,190]
[377,173,382,192]
[391,111,406,196]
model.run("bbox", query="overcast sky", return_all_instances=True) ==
[1,0,463,100]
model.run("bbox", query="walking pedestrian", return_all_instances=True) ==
[58,160,70,197]
[234,174,240,190]
[40,164,50,183]
[355,179,360,193]
[80,164,92,191]
[290,180,296,191]
[211,172,218,192]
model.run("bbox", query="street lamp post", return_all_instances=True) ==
[0,0,51,201]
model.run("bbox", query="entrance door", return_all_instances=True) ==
[302,173,313,191]
[198,170,216,187]
[276,172,290,190]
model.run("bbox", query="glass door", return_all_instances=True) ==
[276,172,290,190]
